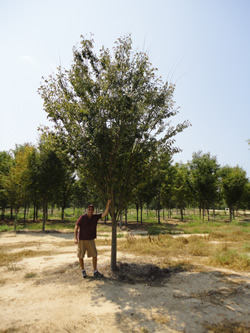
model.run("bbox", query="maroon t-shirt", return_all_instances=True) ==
[76,214,102,240]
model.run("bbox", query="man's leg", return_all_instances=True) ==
[92,256,97,271]
[79,258,84,270]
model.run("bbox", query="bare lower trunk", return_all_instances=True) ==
[136,204,139,223]
[125,208,127,226]
[61,206,65,222]
[1,208,5,220]
[140,202,143,224]
[14,210,18,231]
[180,207,183,221]
[119,212,122,230]
[111,207,117,271]
[42,200,47,231]
[110,190,117,271]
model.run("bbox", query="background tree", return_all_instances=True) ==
[220,166,248,221]
[0,151,14,219]
[4,145,34,227]
[189,152,220,221]
[35,142,65,230]
[38,35,190,270]
[172,163,190,221]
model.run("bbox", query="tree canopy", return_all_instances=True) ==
[38,35,190,270]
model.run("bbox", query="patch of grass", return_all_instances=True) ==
[204,320,250,333]
[209,230,249,242]
[186,236,211,256]
[242,243,250,251]
[209,246,250,271]
[7,264,22,271]
[152,313,169,324]
[0,279,6,286]
[24,272,37,279]
[119,234,211,258]
[0,225,13,232]
[148,225,161,235]
[0,250,53,266]
[96,239,111,246]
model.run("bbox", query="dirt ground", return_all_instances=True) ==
[0,232,249,333]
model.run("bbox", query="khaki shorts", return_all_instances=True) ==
[77,240,97,258]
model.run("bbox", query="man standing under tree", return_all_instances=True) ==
[74,200,111,278]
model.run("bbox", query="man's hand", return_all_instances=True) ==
[74,238,78,244]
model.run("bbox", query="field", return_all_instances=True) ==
[0,211,250,332]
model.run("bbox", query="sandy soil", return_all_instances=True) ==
[0,232,249,333]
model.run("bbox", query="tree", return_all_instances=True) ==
[241,181,250,212]
[38,35,190,270]
[0,151,14,219]
[172,163,190,221]
[4,145,34,227]
[189,152,220,221]
[220,166,248,221]
[36,144,64,231]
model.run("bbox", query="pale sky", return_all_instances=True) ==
[0,0,249,177]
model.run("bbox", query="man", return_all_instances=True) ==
[74,200,111,278]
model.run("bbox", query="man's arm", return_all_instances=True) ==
[74,224,80,244]
[101,199,111,218]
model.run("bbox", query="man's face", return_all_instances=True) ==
[87,207,94,217]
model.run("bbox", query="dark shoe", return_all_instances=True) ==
[82,270,87,278]
[93,271,103,278]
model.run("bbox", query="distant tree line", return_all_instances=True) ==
[1,142,249,226]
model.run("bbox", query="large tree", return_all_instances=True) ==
[220,166,248,221]
[189,152,220,221]
[0,151,14,219]
[172,163,190,221]
[39,35,190,270]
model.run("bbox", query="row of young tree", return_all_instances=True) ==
[1,141,249,227]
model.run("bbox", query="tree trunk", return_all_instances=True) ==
[230,208,233,222]
[140,202,143,224]
[207,209,210,221]
[111,203,117,271]
[119,212,122,230]
[33,203,35,222]
[14,210,18,231]
[163,208,165,220]
[1,208,5,220]
[24,205,27,227]
[42,200,47,231]
[11,207,13,220]
[136,203,139,223]
[158,209,160,224]
[180,207,183,222]
[61,206,65,222]
[125,208,127,226]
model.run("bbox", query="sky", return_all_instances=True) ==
[0,0,249,177]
